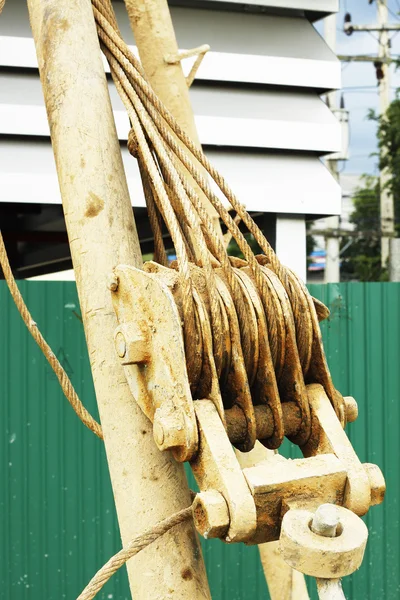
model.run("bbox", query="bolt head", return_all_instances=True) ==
[153,410,187,453]
[107,273,119,292]
[153,421,165,446]
[193,491,229,539]
[344,396,358,423]
[115,331,127,358]
[364,463,386,506]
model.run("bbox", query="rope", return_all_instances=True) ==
[77,504,193,600]
[0,231,103,440]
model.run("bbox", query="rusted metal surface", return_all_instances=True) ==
[243,453,347,544]
[110,260,385,594]
[192,491,230,540]
[225,402,302,446]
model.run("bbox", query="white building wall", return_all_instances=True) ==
[0,0,341,280]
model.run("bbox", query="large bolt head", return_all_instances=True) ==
[153,410,187,453]
[192,491,230,540]
[364,463,386,506]
[344,396,358,423]
[114,325,150,365]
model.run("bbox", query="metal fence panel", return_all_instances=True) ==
[0,281,397,599]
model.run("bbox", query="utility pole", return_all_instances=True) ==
[123,0,220,236]
[27,1,211,598]
[324,13,341,283]
[344,0,395,274]
[377,0,394,270]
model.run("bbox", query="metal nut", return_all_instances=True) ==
[153,411,187,453]
[280,506,368,578]
[192,491,230,540]
[344,396,358,423]
[364,463,386,506]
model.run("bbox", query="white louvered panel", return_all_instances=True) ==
[0,0,339,41]
[0,34,340,91]
[0,101,340,153]
[0,141,340,216]
[176,0,338,14]
[166,7,336,58]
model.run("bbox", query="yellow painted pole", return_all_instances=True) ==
[27,1,210,597]
[124,0,221,234]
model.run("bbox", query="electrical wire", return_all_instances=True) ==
[385,3,400,21]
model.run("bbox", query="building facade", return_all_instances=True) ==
[0,0,341,280]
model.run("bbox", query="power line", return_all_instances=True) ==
[340,0,396,274]
[385,3,400,21]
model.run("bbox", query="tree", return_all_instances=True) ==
[340,176,384,281]
[341,98,400,281]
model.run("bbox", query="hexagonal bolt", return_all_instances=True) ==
[311,504,340,538]
[153,411,187,452]
[364,463,386,506]
[114,326,150,365]
[192,491,230,540]
[343,396,358,423]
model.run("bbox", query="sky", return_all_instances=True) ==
[315,0,400,175]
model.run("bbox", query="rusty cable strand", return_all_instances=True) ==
[103,42,225,379]
[0,231,103,439]
[92,0,343,423]
[93,5,306,339]
[94,14,279,376]
[92,0,343,427]
[93,13,281,367]
[113,74,201,382]
[77,504,193,600]
[136,155,169,267]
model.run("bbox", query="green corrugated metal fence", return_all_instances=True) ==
[0,282,399,599]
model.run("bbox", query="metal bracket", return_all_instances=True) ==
[111,264,198,462]
[192,386,385,544]
[191,400,257,543]
[301,384,373,515]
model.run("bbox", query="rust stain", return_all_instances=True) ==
[59,18,70,31]
[181,567,193,581]
[80,157,86,169]
[85,192,104,218]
